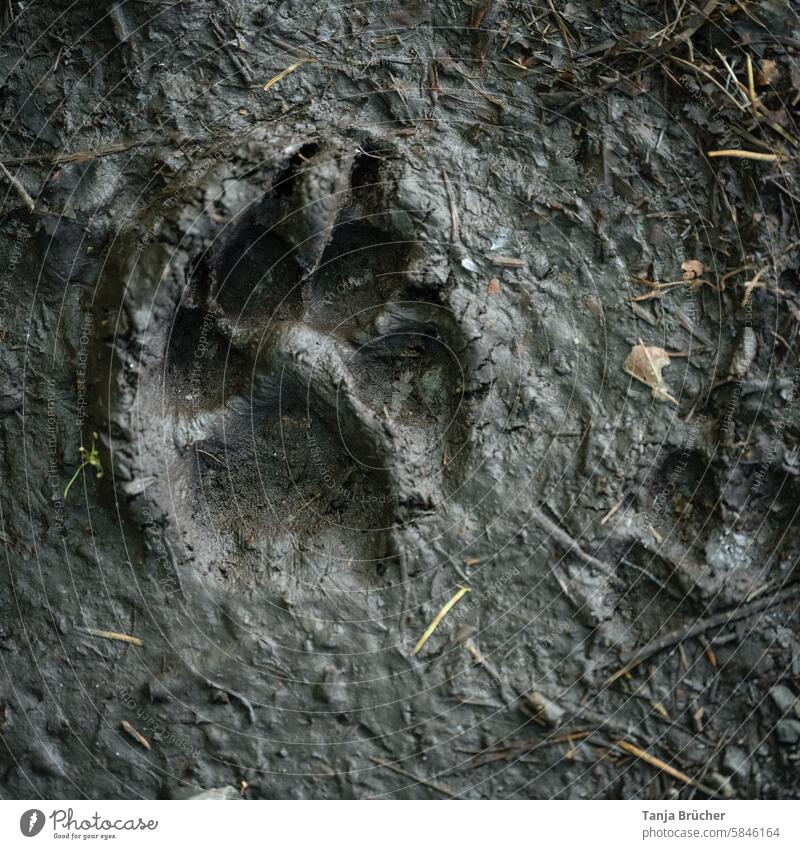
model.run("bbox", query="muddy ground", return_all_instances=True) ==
[1,0,800,799]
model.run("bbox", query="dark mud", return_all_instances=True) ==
[1,0,800,799]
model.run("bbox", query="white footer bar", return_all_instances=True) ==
[2,800,797,848]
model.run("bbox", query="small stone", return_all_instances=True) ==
[531,251,550,278]
[707,771,735,798]
[525,691,564,726]
[775,719,800,745]
[147,678,171,703]
[729,326,757,377]
[769,684,797,715]
[210,688,230,705]
[722,746,750,778]
[554,353,572,375]
[312,674,347,708]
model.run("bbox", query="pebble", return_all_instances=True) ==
[769,684,798,716]
[775,719,800,746]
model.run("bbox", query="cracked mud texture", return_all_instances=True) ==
[2,0,800,799]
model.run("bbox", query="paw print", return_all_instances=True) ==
[114,134,477,580]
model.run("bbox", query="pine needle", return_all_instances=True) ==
[616,740,716,795]
[411,586,470,656]
[78,627,143,646]
[262,58,316,91]
[746,54,757,104]
[121,720,151,750]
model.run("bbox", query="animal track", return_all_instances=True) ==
[121,136,475,579]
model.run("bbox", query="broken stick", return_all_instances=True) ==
[605,582,800,685]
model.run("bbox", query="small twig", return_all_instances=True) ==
[741,266,768,307]
[545,0,573,57]
[463,638,520,707]
[210,17,254,86]
[532,509,622,583]
[262,32,307,59]
[630,275,714,302]
[670,54,748,112]
[600,498,624,525]
[676,308,714,346]
[605,582,800,685]
[471,729,592,764]
[713,48,750,108]
[616,740,717,796]
[0,160,35,212]
[620,558,670,593]
[370,757,456,798]
[2,140,152,166]
[441,168,460,243]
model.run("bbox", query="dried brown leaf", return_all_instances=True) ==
[681,259,705,280]
[757,59,779,87]
[623,341,677,403]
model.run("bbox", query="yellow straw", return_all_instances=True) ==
[411,587,470,656]
[262,58,316,91]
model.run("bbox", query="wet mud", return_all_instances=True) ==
[1,0,800,799]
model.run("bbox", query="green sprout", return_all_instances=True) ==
[64,432,104,499]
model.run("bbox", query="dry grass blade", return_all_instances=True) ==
[746,54,757,103]
[370,757,456,798]
[411,586,470,656]
[713,48,750,107]
[545,0,573,57]
[78,627,143,646]
[472,729,591,764]
[707,149,787,161]
[669,54,747,111]
[262,57,316,91]
[616,740,716,795]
